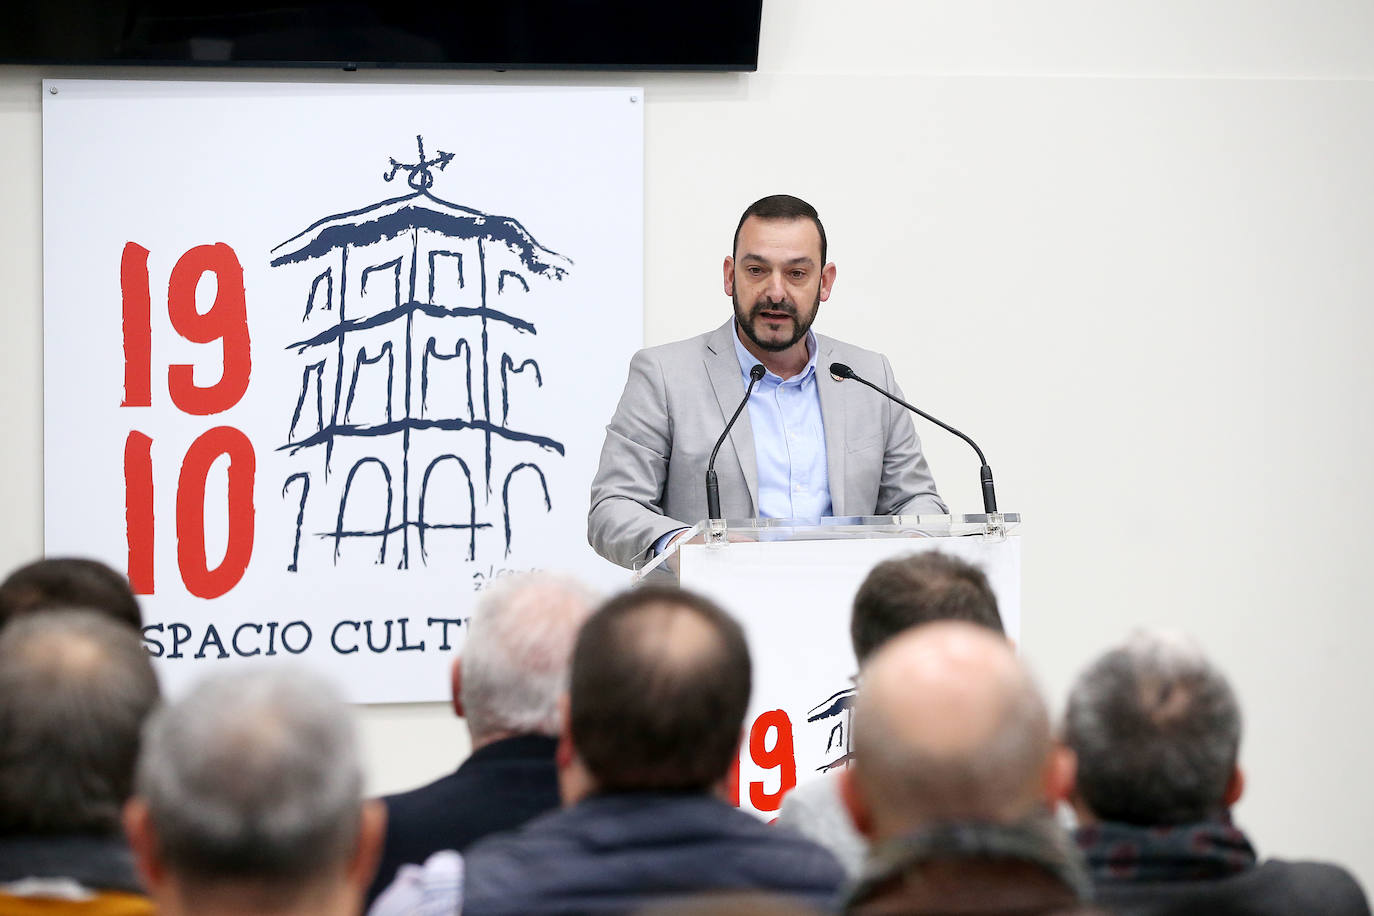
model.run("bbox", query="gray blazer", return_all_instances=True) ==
[588,321,946,569]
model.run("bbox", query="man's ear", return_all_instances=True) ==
[347,799,387,891]
[556,693,598,806]
[714,733,744,805]
[1045,743,1077,806]
[122,798,166,894]
[838,766,875,839]
[723,256,735,296]
[1224,765,1245,808]
[818,261,837,302]
[450,657,464,719]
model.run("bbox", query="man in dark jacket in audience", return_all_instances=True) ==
[372,584,845,915]
[838,621,1095,915]
[366,572,598,903]
[1062,630,1371,916]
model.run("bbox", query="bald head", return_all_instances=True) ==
[848,622,1052,839]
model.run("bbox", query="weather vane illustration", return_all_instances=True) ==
[270,135,573,571]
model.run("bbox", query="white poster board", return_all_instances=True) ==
[680,535,1021,819]
[42,80,643,702]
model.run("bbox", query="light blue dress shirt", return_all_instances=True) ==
[731,324,833,521]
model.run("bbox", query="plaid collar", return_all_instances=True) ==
[1074,817,1257,884]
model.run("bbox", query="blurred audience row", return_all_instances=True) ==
[0,555,1367,915]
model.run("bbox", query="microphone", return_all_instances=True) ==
[829,362,999,514]
[706,364,766,521]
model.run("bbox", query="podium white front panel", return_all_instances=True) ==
[680,535,1020,818]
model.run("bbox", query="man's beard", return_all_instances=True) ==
[733,291,820,353]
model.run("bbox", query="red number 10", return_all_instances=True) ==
[121,242,255,600]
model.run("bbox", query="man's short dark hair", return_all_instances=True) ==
[0,609,160,835]
[734,194,828,265]
[0,557,142,631]
[570,585,751,793]
[1064,631,1241,826]
[850,551,1003,664]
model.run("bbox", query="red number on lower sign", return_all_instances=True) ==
[748,708,797,812]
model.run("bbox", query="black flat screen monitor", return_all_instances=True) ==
[1,1,764,71]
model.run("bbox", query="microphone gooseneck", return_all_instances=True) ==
[829,362,999,514]
[706,364,766,521]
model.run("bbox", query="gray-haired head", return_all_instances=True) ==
[460,572,598,742]
[1064,629,1241,826]
[135,667,364,889]
[0,609,159,835]
[851,621,1052,835]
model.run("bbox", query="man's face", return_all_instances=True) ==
[725,216,836,353]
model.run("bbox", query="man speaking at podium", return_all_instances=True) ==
[588,195,946,570]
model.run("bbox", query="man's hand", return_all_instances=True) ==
[663,529,693,575]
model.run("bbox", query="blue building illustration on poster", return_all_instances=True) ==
[271,137,570,571]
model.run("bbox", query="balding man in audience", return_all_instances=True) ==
[839,622,1093,915]
[367,572,597,903]
[123,668,385,916]
[778,550,1005,874]
[1063,630,1371,916]
[0,557,142,630]
[0,610,160,915]
[373,585,845,915]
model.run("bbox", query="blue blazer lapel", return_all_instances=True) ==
[704,322,758,515]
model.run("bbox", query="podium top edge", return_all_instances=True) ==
[691,513,1021,528]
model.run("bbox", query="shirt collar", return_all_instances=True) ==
[731,321,819,385]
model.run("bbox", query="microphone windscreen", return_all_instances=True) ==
[829,362,853,381]
[749,364,766,381]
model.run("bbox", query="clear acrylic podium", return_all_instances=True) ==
[635,513,1022,819]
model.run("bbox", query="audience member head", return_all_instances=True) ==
[455,572,598,747]
[567,585,751,795]
[851,550,1003,664]
[0,557,142,630]
[842,622,1065,841]
[124,668,384,915]
[1063,629,1243,826]
[0,609,159,837]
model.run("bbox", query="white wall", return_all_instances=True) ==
[3,0,1372,889]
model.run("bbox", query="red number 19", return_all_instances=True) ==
[121,242,255,600]
[746,709,797,813]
